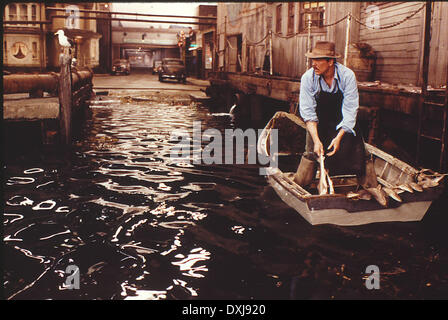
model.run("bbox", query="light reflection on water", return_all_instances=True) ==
[3,95,448,300]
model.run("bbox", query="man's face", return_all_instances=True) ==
[311,58,333,76]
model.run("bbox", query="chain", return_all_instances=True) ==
[232,3,427,49]
[322,14,350,27]
[351,3,426,30]
[245,32,269,46]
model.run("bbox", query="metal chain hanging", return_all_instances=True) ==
[245,32,269,46]
[238,2,427,47]
[322,14,350,28]
[351,2,427,30]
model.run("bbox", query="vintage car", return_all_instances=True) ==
[152,60,162,74]
[111,59,131,75]
[158,58,186,83]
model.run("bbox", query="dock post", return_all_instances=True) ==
[58,52,73,145]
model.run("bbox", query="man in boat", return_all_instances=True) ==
[294,41,377,189]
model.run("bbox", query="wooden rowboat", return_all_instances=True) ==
[258,112,445,226]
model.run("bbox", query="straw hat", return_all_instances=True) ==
[305,41,341,59]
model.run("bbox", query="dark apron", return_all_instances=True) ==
[315,77,365,176]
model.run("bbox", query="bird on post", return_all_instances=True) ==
[54,30,73,54]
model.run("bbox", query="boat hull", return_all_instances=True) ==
[269,173,434,226]
[268,172,437,226]
[260,111,445,226]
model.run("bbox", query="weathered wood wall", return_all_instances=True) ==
[358,2,425,85]
[217,2,447,87]
[218,2,361,79]
[428,1,448,87]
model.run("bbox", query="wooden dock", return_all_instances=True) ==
[3,54,93,145]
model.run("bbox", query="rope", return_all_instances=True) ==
[226,39,235,50]
[351,3,426,30]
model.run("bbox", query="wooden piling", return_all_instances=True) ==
[58,53,73,145]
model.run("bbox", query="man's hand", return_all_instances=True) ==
[306,121,324,157]
[313,140,324,157]
[327,129,345,156]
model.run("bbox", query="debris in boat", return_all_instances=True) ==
[430,174,446,185]
[317,155,328,195]
[409,182,424,192]
[346,191,360,199]
[358,189,372,200]
[383,187,403,202]
[418,175,445,188]
[397,184,413,193]
[317,154,334,195]
[366,185,388,207]
[346,189,373,201]
[327,170,335,194]
[416,170,447,188]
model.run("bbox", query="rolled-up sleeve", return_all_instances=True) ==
[336,69,359,135]
[299,70,318,123]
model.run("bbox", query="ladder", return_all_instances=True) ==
[416,86,448,172]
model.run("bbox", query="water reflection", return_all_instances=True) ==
[3,94,448,300]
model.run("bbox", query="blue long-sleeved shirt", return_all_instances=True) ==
[299,62,359,135]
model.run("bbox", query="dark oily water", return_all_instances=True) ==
[3,96,448,300]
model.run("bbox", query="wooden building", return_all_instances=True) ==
[209,1,447,171]
[217,1,447,87]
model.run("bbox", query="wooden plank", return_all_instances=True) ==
[356,1,425,88]
[367,42,422,51]
[360,32,421,43]
[375,58,420,66]
[58,53,73,145]
[360,27,420,41]
[374,71,418,83]
[359,21,421,34]
[360,1,423,18]
[3,97,59,120]
[428,1,448,87]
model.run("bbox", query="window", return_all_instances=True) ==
[287,3,295,35]
[298,2,325,33]
[19,4,28,21]
[31,4,37,21]
[8,4,17,20]
[276,4,282,34]
[32,42,38,59]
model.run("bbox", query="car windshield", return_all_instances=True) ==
[114,59,128,64]
[164,59,183,66]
